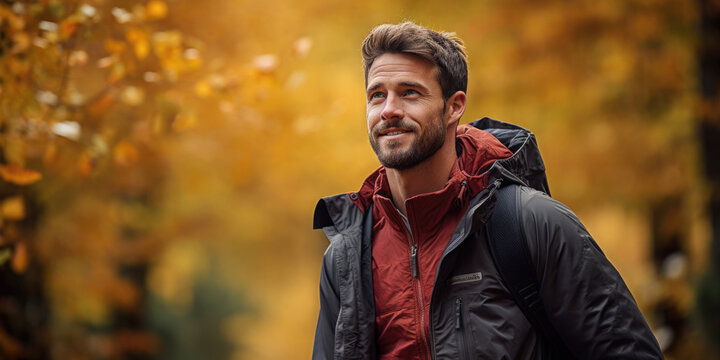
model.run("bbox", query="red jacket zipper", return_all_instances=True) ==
[402,216,432,360]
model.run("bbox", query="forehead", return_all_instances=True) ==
[367,53,439,89]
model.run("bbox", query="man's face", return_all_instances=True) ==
[366,53,448,170]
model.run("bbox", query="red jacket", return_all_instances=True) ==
[351,125,513,359]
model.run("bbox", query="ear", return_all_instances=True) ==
[444,91,467,127]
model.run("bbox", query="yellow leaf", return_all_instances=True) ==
[146,0,168,20]
[134,40,149,59]
[126,28,150,59]
[0,165,42,185]
[11,242,28,274]
[1,196,25,220]
[121,86,145,106]
[194,80,212,98]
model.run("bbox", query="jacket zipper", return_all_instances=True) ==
[411,244,418,278]
[455,297,472,360]
[400,211,433,360]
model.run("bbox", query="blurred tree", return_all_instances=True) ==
[0,0,241,357]
[695,0,720,355]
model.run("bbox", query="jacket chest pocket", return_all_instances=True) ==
[445,292,516,360]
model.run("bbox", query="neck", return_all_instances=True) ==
[386,141,457,216]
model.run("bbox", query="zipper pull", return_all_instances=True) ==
[455,298,462,329]
[456,179,469,208]
[410,245,418,278]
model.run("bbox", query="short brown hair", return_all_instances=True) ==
[361,21,468,101]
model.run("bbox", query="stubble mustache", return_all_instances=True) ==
[371,120,419,139]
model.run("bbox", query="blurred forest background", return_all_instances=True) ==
[1,0,719,359]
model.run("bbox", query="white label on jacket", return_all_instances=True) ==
[448,272,483,285]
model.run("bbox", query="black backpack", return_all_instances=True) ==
[486,183,575,359]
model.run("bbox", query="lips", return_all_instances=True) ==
[379,127,412,136]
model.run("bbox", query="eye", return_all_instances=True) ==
[369,92,385,100]
[403,89,420,96]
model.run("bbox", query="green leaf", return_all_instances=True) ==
[0,248,12,266]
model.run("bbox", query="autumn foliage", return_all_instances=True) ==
[0,0,717,359]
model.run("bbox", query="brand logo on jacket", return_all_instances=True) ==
[448,272,483,285]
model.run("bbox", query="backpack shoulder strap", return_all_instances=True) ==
[486,184,573,359]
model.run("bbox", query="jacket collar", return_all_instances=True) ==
[356,124,513,213]
[313,117,551,231]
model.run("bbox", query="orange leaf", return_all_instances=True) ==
[11,242,28,274]
[113,141,139,167]
[1,196,25,220]
[78,152,95,177]
[60,18,78,38]
[11,33,30,54]
[0,165,42,185]
[146,0,168,20]
[87,91,117,117]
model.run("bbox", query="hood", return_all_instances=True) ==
[471,117,550,196]
[313,117,550,230]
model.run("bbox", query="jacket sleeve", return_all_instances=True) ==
[520,188,663,359]
[313,244,340,360]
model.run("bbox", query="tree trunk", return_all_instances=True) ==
[696,0,720,352]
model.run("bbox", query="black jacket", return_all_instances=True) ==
[312,118,663,359]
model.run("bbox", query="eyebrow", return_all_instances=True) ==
[399,81,430,93]
[366,81,430,93]
[367,83,383,93]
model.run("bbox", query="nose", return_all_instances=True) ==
[380,93,403,121]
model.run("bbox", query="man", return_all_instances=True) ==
[312,22,662,359]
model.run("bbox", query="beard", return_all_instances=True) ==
[369,116,446,171]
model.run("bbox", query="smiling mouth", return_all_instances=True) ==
[379,128,411,136]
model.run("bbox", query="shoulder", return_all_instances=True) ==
[314,193,368,256]
[517,186,589,236]
[314,193,368,241]
[513,186,603,271]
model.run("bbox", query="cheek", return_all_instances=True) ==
[366,107,380,130]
